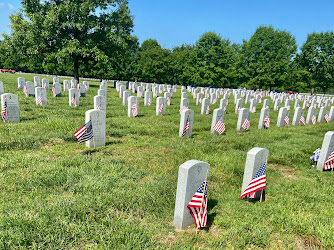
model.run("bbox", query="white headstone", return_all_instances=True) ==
[237,108,250,131]
[317,107,326,123]
[33,76,40,87]
[263,99,269,109]
[137,86,144,98]
[201,98,210,115]
[63,80,70,91]
[316,131,334,171]
[53,83,62,97]
[179,109,194,138]
[71,79,77,88]
[85,109,106,148]
[277,107,287,127]
[69,88,79,107]
[53,77,59,83]
[235,98,243,114]
[78,83,86,97]
[83,81,89,91]
[211,108,224,134]
[219,98,227,113]
[17,77,25,90]
[274,99,280,111]
[35,87,47,105]
[94,95,106,112]
[25,81,35,97]
[42,78,49,90]
[98,89,106,98]
[250,99,256,113]
[196,93,203,105]
[329,106,334,122]
[128,96,138,118]
[258,108,270,129]
[241,147,269,201]
[306,107,315,124]
[123,91,130,106]
[0,82,3,95]
[156,97,166,116]
[144,91,152,106]
[1,93,20,122]
[292,108,302,126]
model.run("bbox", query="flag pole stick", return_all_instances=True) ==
[260,157,268,202]
[197,169,208,231]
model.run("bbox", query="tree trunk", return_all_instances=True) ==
[74,55,79,83]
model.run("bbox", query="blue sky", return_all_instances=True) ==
[1,0,333,49]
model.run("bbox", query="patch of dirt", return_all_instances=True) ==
[156,232,176,247]
[269,164,298,179]
[296,236,323,249]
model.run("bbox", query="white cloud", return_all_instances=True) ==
[7,3,14,10]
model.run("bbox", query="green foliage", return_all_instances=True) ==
[299,31,334,93]
[239,26,297,91]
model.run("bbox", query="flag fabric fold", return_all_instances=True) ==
[74,120,93,143]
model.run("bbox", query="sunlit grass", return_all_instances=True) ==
[0,73,334,248]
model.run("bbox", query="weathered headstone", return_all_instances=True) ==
[69,88,79,107]
[258,108,269,129]
[85,109,106,148]
[35,87,47,106]
[94,95,106,112]
[292,107,302,126]
[156,97,166,116]
[211,108,224,134]
[128,96,138,118]
[317,107,326,123]
[306,107,315,124]
[179,109,194,138]
[17,77,25,90]
[1,93,20,122]
[144,91,152,106]
[241,147,269,201]
[316,131,334,171]
[122,91,130,106]
[174,160,210,230]
[276,107,287,127]
[201,98,210,115]
[25,81,35,97]
[237,108,250,131]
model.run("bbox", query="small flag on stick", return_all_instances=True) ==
[74,120,94,143]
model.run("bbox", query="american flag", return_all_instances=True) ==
[71,93,77,107]
[131,103,138,117]
[52,87,56,97]
[213,115,226,134]
[74,120,94,143]
[1,99,8,122]
[182,116,190,137]
[37,94,43,105]
[129,83,132,90]
[299,112,305,125]
[138,91,143,98]
[187,178,208,229]
[96,99,101,110]
[236,106,240,114]
[284,112,290,126]
[78,85,81,97]
[305,103,309,110]
[179,104,188,113]
[311,112,317,125]
[240,161,266,199]
[155,90,158,97]
[286,105,290,111]
[85,85,88,91]
[23,85,28,96]
[223,106,226,114]
[158,102,164,114]
[34,80,38,87]
[43,82,48,89]
[148,97,152,106]
[323,151,334,170]
[199,98,202,105]
[241,114,250,130]
[159,88,163,94]
[212,97,217,104]
[205,105,210,115]
[264,116,270,129]
[259,98,262,103]
[166,97,170,105]
[252,106,256,113]
[324,112,330,123]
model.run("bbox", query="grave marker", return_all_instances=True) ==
[33,76,40,87]
[94,95,106,112]
[306,107,315,124]
[25,81,35,97]
[258,108,269,129]
[211,108,225,134]
[35,87,47,106]
[317,107,326,123]
[276,107,287,127]
[292,107,302,126]
[179,109,194,138]
[201,98,210,115]
[237,108,250,131]
[316,131,334,171]
[1,93,20,122]
[156,97,166,116]
[17,77,25,90]
[85,109,106,148]
[69,88,79,107]
[122,91,130,106]
[128,96,138,117]
[144,91,152,106]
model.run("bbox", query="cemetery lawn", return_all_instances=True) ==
[1,73,334,249]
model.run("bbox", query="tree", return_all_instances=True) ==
[194,32,237,87]
[239,26,297,90]
[6,0,135,81]
[298,31,334,93]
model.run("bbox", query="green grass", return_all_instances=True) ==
[1,73,334,248]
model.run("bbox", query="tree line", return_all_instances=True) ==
[0,0,333,93]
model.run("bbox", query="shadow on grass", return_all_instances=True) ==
[106,140,122,146]
[203,199,218,231]
[21,117,37,121]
